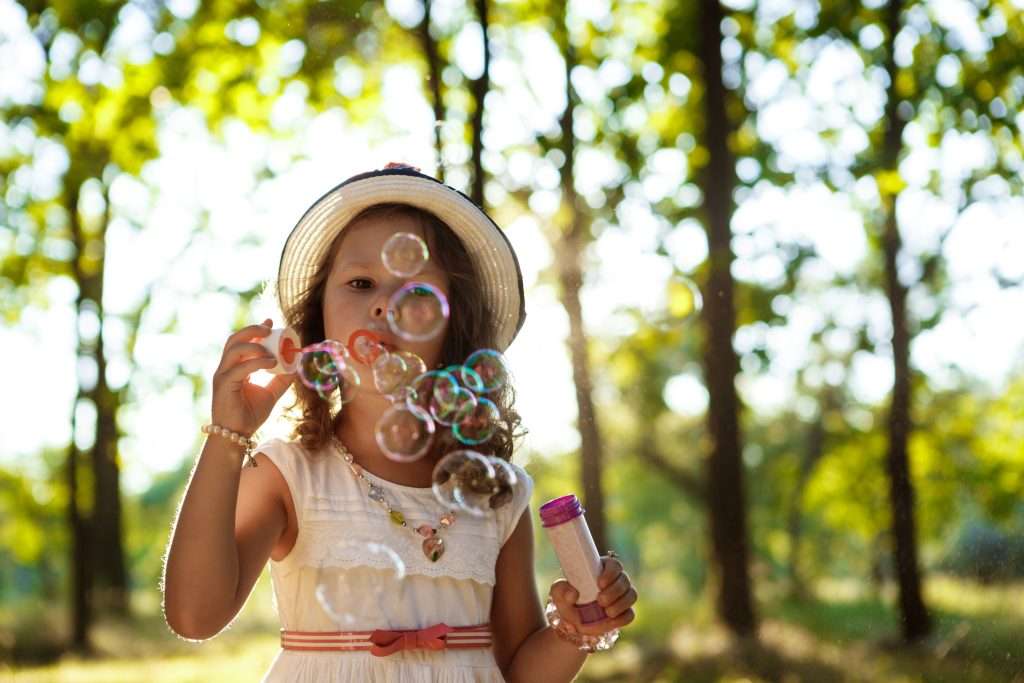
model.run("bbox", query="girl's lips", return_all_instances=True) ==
[347,328,397,364]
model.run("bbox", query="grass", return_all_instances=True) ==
[579,575,1024,683]
[3,576,1023,683]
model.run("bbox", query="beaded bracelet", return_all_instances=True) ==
[544,599,619,653]
[201,424,258,468]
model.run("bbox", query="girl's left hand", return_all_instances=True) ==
[549,554,637,636]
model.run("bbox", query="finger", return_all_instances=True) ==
[597,557,624,590]
[223,321,274,351]
[598,572,630,608]
[217,356,278,384]
[604,587,638,619]
[549,580,581,626]
[218,342,276,373]
[576,607,636,636]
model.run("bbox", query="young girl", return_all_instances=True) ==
[162,164,637,682]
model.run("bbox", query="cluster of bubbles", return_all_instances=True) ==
[307,230,517,627]
[285,231,516,516]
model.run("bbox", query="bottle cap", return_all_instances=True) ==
[539,494,584,528]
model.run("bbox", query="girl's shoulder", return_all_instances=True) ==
[493,459,534,546]
[254,437,351,506]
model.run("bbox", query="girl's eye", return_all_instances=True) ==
[348,278,373,290]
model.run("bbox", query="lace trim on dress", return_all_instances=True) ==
[277,519,499,586]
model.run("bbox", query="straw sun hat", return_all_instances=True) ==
[276,163,526,351]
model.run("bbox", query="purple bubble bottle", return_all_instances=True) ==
[539,494,607,624]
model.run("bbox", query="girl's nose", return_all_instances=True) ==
[370,292,388,320]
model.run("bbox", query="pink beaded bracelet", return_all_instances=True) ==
[201,424,258,468]
[544,599,619,653]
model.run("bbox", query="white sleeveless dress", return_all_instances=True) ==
[256,438,533,683]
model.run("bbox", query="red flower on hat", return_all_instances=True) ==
[384,162,421,172]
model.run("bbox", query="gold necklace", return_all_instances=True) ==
[333,439,456,563]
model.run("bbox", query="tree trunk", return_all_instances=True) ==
[418,0,445,181]
[696,0,757,637]
[83,184,129,615]
[90,315,129,615]
[468,0,491,207]
[69,177,129,616]
[553,2,608,554]
[880,0,931,643]
[66,183,93,651]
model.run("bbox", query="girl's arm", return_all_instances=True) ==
[491,509,637,682]
[162,445,295,640]
[491,510,587,681]
[162,320,297,640]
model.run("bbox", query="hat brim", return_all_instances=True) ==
[277,168,526,351]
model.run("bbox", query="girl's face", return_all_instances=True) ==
[322,212,451,387]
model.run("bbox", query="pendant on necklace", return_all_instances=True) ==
[417,525,445,562]
[423,535,446,562]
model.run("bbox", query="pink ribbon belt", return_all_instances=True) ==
[281,623,492,657]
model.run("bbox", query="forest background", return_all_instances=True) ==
[1,0,1023,680]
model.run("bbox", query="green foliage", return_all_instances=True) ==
[0,453,66,602]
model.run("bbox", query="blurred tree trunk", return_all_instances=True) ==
[85,183,129,616]
[468,0,491,207]
[67,168,130,617]
[66,182,94,652]
[696,0,757,637]
[552,0,608,554]
[880,0,930,642]
[417,0,445,181]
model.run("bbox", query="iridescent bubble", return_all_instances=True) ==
[372,351,409,397]
[667,275,703,321]
[406,370,458,413]
[394,351,427,398]
[387,282,449,342]
[429,386,477,426]
[486,456,518,510]
[315,540,406,628]
[431,450,497,516]
[298,340,360,403]
[381,231,430,278]
[374,403,436,463]
[453,397,500,446]
[462,349,508,394]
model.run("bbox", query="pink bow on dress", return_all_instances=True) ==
[369,623,452,657]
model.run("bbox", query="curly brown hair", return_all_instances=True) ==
[282,203,524,462]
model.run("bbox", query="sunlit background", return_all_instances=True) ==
[2,0,1024,679]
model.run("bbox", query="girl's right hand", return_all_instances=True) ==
[211,319,296,437]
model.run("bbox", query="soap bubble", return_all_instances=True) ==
[486,457,519,510]
[461,349,508,394]
[431,450,497,516]
[381,231,430,278]
[667,275,702,321]
[375,403,436,463]
[315,540,406,628]
[429,385,477,426]
[393,351,427,399]
[452,397,500,446]
[298,340,360,402]
[387,282,449,342]
[372,351,409,396]
[406,370,458,413]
